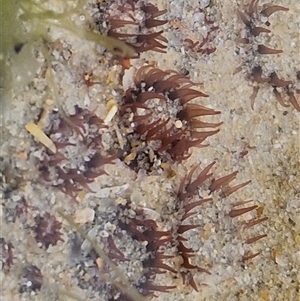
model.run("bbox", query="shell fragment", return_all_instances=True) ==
[25,123,57,153]
[104,100,118,125]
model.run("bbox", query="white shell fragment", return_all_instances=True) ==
[25,123,57,154]
[122,66,136,91]
[104,99,118,125]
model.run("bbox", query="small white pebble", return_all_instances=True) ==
[136,108,146,115]
[122,67,136,90]
[135,10,145,21]
[104,222,116,232]
[26,281,33,287]
[275,255,288,267]
[194,12,205,23]
[261,16,268,23]
[74,208,95,224]
[273,143,281,149]
[175,120,183,128]
[199,0,210,9]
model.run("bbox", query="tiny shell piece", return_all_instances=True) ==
[104,100,118,125]
[96,257,103,268]
[25,123,57,154]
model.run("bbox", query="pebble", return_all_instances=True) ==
[74,208,95,224]
[199,0,210,9]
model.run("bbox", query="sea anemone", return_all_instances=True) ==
[235,0,291,110]
[173,162,265,289]
[93,0,168,55]
[34,106,116,200]
[118,65,222,172]
[183,8,218,56]
[34,212,64,249]
[79,160,267,296]
[270,71,300,112]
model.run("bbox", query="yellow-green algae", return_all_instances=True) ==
[0,0,136,102]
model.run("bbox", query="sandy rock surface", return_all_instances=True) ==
[1,1,299,301]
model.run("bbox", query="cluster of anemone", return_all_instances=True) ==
[78,162,267,299]
[234,0,300,110]
[94,0,168,55]
[33,212,64,249]
[239,64,300,112]
[36,106,115,200]
[183,8,219,56]
[4,195,31,223]
[235,0,288,57]
[174,162,267,285]
[118,65,222,172]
